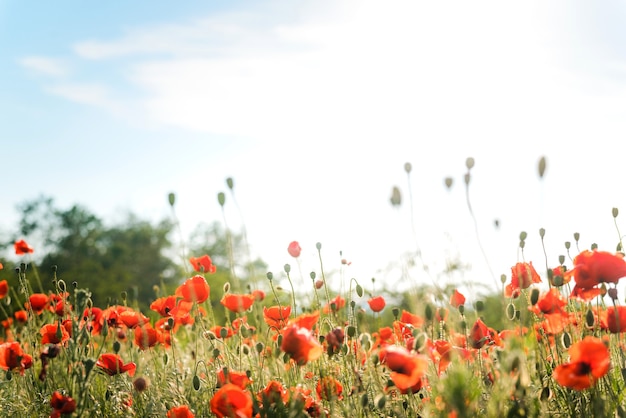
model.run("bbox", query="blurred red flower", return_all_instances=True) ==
[14,239,34,255]
[0,341,33,374]
[450,289,466,308]
[96,353,136,376]
[287,241,301,258]
[40,322,70,345]
[553,336,610,390]
[367,296,386,312]
[607,306,626,333]
[50,391,77,418]
[469,318,491,349]
[379,345,428,394]
[323,295,345,314]
[568,250,626,301]
[150,295,178,317]
[27,293,49,315]
[505,262,541,298]
[217,369,253,389]
[175,275,210,303]
[263,305,292,329]
[210,383,253,418]
[0,280,8,299]
[316,376,343,400]
[189,254,217,274]
[167,405,195,418]
[280,324,323,365]
[134,324,160,350]
[221,293,255,313]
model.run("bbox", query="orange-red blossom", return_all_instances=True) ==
[553,336,610,390]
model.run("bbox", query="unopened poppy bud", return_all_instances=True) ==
[390,186,402,206]
[226,177,234,190]
[466,157,475,170]
[475,301,484,312]
[444,177,453,189]
[565,241,571,250]
[519,231,527,241]
[614,207,619,218]
[500,274,507,284]
[591,243,598,250]
[458,305,465,315]
[256,342,264,353]
[558,255,565,265]
[310,272,316,280]
[391,307,399,319]
[375,394,387,409]
[585,309,595,328]
[223,282,230,293]
[212,348,220,358]
[217,192,226,207]
[538,156,546,178]
[561,332,572,349]
[168,192,176,207]
[347,325,356,338]
[360,393,369,407]
[113,341,121,354]
[316,242,322,250]
[539,228,545,239]
[424,304,433,321]
[530,289,540,305]
[266,272,273,281]
[355,284,363,297]
[404,162,412,173]
[464,173,471,185]
[284,264,291,273]
[609,288,619,301]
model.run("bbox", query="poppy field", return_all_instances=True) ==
[4,170,626,417]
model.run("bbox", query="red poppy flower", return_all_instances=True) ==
[119,309,150,329]
[505,262,541,298]
[263,305,292,329]
[553,336,610,390]
[252,289,265,302]
[316,376,343,400]
[14,310,28,324]
[189,254,217,274]
[27,293,49,314]
[80,307,104,334]
[280,324,323,365]
[40,322,70,345]
[14,239,34,255]
[217,369,253,389]
[379,345,428,393]
[175,275,210,303]
[325,327,345,356]
[322,295,345,314]
[607,306,626,333]
[221,293,255,313]
[210,383,253,418]
[400,310,424,327]
[450,289,466,308]
[167,405,195,418]
[368,296,386,312]
[289,310,319,330]
[0,341,33,373]
[529,288,568,316]
[150,295,178,317]
[96,353,136,376]
[134,324,160,350]
[258,380,289,405]
[287,241,301,258]
[469,318,491,349]
[0,280,8,299]
[568,250,626,301]
[50,391,77,418]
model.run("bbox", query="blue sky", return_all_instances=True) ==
[3,1,626,299]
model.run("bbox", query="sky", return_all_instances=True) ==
[2,1,626,301]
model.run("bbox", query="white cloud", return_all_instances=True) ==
[19,56,69,77]
[44,83,123,114]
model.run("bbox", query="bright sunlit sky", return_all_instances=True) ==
[2,1,626,299]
